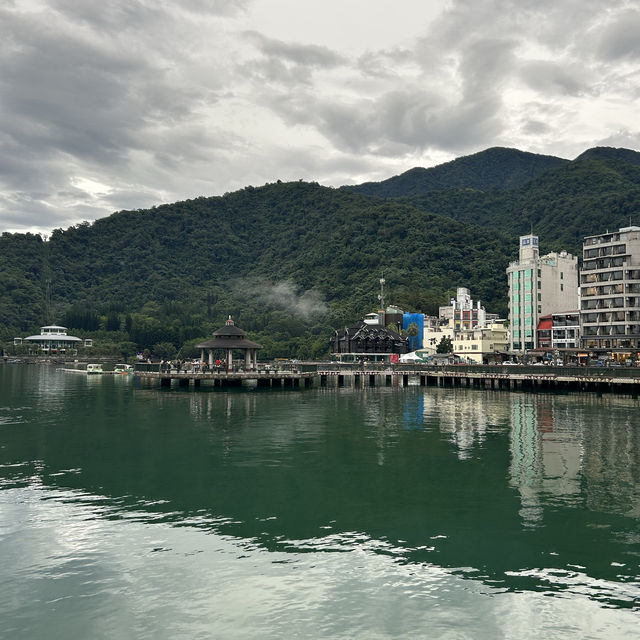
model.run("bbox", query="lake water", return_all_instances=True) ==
[1,365,639,639]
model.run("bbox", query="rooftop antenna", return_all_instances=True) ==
[378,272,386,311]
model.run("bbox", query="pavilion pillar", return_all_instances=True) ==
[200,349,205,363]
[245,350,251,370]
[208,350,214,366]
[254,349,258,370]
[227,348,232,372]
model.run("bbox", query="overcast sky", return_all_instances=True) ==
[2,0,639,234]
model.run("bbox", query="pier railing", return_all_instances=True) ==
[315,362,640,377]
[134,362,308,374]
[135,361,640,379]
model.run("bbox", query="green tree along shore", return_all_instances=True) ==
[2,146,640,359]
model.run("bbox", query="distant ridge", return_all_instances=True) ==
[343,147,568,198]
[383,147,640,253]
[574,146,640,166]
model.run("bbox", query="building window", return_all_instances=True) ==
[560,284,564,291]
[538,293,541,301]
[538,305,542,313]
[561,272,564,280]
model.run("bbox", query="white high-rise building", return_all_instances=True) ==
[507,234,579,353]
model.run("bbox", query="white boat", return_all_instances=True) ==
[113,364,134,374]
[86,363,103,374]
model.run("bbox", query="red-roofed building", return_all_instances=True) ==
[536,315,553,349]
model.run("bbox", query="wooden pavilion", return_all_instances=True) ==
[196,316,263,371]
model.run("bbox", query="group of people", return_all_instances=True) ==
[159,358,226,373]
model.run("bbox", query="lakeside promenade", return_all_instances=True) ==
[133,361,640,394]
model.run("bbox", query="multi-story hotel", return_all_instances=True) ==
[439,287,488,331]
[507,234,579,353]
[580,226,640,355]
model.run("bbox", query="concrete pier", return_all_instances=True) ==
[135,364,315,389]
[134,363,640,395]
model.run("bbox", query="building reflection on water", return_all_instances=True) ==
[579,399,640,519]
[508,393,640,527]
[143,382,640,525]
[381,385,640,529]
[509,396,580,527]
[419,389,511,460]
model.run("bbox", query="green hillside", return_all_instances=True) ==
[0,182,515,358]
[575,146,640,166]
[2,146,639,359]
[344,147,568,198]
[397,153,640,255]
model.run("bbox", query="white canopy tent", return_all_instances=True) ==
[399,351,424,363]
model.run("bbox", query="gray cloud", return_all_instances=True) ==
[458,37,518,97]
[244,31,346,68]
[597,9,640,61]
[266,84,503,156]
[520,61,592,96]
[0,0,638,234]
[521,120,553,136]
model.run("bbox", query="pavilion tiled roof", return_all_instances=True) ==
[195,316,263,350]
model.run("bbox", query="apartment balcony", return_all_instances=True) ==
[581,299,628,311]
[583,233,621,246]
[582,325,639,337]
[581,257,627,271]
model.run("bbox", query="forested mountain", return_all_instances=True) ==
[343,147,568,198]
[575,147,640,166]
[396,151,640,255]
[1,146,639,359]
[0,183,514,358]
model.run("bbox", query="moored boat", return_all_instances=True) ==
[114,364,134,374]
[86,363,103,374]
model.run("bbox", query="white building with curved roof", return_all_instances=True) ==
[22,326,84,354]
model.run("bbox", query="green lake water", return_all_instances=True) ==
[0,364,639,638]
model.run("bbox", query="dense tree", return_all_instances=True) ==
[152,342,177,360]
[436,336,453,354]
